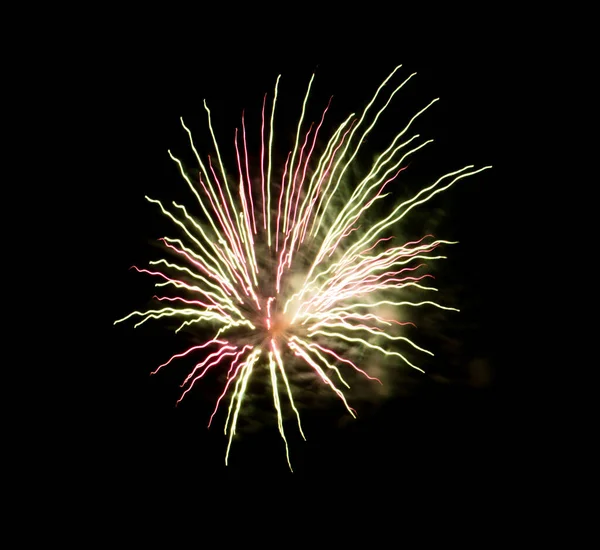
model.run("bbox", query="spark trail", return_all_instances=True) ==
[115,65,491,470]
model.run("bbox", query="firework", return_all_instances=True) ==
[115,65,491,470]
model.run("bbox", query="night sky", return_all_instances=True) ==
[99,44,512,498]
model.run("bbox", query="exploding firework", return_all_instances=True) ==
[115,65,491,470]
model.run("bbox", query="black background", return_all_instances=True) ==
[87,23,521,505]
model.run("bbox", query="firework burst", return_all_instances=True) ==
[115,65,491,470]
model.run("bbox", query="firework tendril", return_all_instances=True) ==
[115,65,491,470]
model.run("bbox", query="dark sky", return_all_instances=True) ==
[98,38,514,497]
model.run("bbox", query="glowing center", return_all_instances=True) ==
[268,313,291,338]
